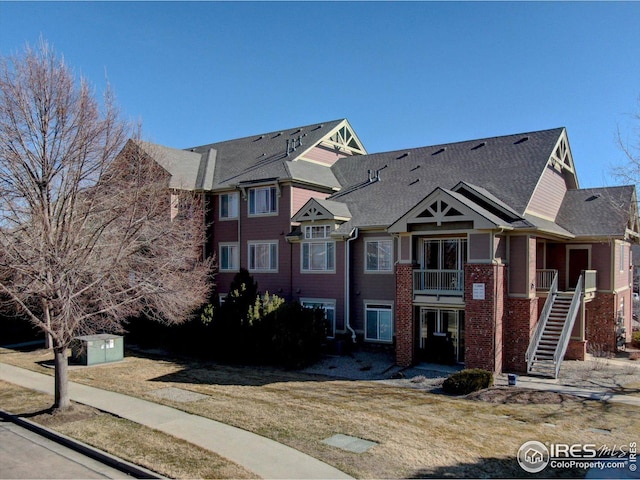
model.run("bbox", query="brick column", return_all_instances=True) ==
[585,293,617,353]
[464,263,506,373]
[395,262,415,367]
[504,298,537,373]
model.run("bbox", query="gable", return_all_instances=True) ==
[388,187,511,233]
[292,198,352,223]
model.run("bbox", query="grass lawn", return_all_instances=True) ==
[1,346,638,479]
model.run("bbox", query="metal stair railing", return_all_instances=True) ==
[553,274,583,378]
[526,271,558,373]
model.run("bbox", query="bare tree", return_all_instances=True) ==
[0,41,212,410]
[613,97,640,185]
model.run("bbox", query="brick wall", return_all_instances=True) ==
[464,263,506,373]
[395,262,415,367]
[585,293,617,353]
[504,298,537,373]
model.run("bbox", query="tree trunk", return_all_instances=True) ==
[53,345,70,410]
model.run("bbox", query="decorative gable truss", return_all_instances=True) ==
[321,122,366,155]
[549,130,578,189]
[292,198,352,224]
[388,187,518,233]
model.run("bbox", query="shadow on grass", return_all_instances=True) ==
[409,456,587,478]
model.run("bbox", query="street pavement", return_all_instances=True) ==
[0,419,128,479]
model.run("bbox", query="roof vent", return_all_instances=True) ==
[586,194,601,202]
[432,147,446,156]
[273,132,282,138]
[409,179,420,186]
[471,142,486,150]
[397,152,410,159]
[254,135,264,141]
[514,136,530,145]
[410,165,421,172]
[314,124,323,130]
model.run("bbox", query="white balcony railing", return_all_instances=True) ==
[414,269,464,296]
[536,269,557,291]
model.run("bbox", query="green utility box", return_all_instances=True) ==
[71,334,124,366]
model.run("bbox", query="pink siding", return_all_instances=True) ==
[290,241,346,332]
[291,187,329,217]
[614,242,632,291]
[527,165,567,219]
[591,243,612,291]
[301,146,346,166]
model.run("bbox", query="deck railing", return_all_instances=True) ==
[554,274,583,378]
[526,270,558,372]
[536,269,557,291]
[583,270,597,295]
[413,269,464,296]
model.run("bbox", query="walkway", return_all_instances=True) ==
[0,363,352,480]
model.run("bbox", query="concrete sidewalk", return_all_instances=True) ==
[0,362,352,479]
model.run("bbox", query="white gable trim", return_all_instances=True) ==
[388,187,510,233]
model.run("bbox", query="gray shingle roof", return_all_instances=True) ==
[555,186,636,237]
[189,119,348,189]
[329,128,565,228]
[137,141,210,190]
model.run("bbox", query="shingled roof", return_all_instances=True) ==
[329,128,565,228]
[555,186,638,238]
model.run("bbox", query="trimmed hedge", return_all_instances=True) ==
[442,368,493,395]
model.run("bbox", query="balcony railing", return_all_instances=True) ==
[414,269,464,296]
[536,269,557,291]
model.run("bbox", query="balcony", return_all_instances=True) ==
[414,269,464,297]
[536,269,597,298]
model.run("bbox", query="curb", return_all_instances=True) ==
[0,409,165,479]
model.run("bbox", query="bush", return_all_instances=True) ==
[632,331,640,349]
[442,369,493,395]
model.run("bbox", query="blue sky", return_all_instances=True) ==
[1,1,639,188]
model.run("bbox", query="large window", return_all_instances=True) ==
[220,193,239,219]
[302,242,335,272]
[301,300,336,338]
[248,242,278,272]
[365,303,393,343]
[248,186,277,215]
[219,243,239,271]
[365,239,393,272]
[419,308,465,363]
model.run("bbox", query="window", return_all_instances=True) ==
[301,300,336,338]
[219,243,239,271]
[302,242,335,272]
[365,304,393,343]
[304,225,331,239]
[220,193,239,219]
[365,239,393,272]
[248,242,278,272]
[248,186,277,215]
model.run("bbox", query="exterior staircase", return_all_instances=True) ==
[526,273,583,378]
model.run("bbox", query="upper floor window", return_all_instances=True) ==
[219,243,239,272]
[302,242,335,272]
[220,193,239,219]
[248,186,277,216]
[304,225,331,239]
[248,241,278,272]
[365,239,393,272]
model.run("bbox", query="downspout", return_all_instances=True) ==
[345,228,359,342]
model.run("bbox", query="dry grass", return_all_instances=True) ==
[2,347,639,478]
[0,381,254,479]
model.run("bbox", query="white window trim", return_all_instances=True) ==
[248,186,278,217]
[364,301,394,344]
[219,192,239,220]
[364,238,394,273]
[301,241,336,273]
[219,242,239,272]
[248,241,279,273]
[301,298,336,338]
[304,224,331,239]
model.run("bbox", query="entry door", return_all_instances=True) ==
[418,308,464,364]
[568,248,589,289]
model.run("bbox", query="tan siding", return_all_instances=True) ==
[614,241,632,291]
[469,233,491,261]
[527,165,567,219]
[350,233,396,334]
[300,146,346,166]
[592,243,612,291]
